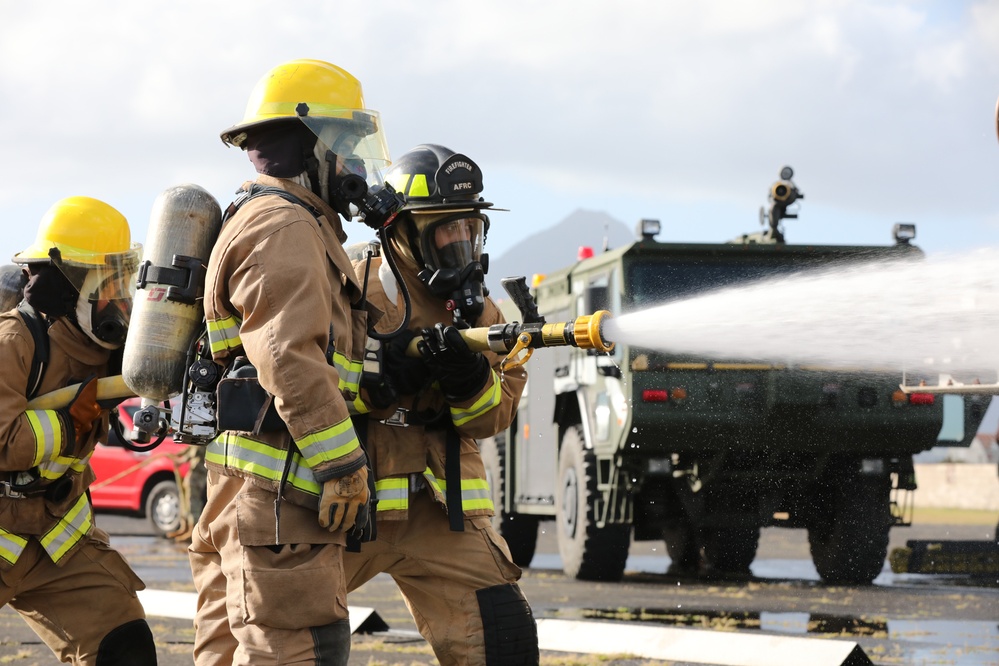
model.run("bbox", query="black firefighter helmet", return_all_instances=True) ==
[383,144,495,323]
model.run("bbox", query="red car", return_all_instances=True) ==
[89,398,191,536]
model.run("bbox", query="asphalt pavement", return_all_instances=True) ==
[0,511,995,665]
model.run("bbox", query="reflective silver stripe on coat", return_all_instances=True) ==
[206,432,321,495]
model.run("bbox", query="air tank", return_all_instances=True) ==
[122,184,222,401]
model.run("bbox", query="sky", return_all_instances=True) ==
[2,1,999,265]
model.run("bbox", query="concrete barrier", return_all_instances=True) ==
[912,463,999,511]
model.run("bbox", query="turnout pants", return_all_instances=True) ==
[344,490,539,666]
[0,529,149,665]
[189,470,351,666]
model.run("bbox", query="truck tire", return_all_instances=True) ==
[703,525,760,574]
[145,478,182,537]
[556,425,630,581]
[480,434,539,567]
[807,472,892,585]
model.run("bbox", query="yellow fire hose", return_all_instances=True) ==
[28,311,615,410]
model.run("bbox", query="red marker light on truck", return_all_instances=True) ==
[908,392,935,406]
[642,389,669,402]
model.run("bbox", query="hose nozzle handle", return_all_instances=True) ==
[501,276,543,324]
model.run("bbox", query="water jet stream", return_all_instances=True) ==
[604,248,999,380]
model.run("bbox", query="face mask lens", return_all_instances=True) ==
[424,216,484,272]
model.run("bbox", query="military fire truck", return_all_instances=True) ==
[480,167,988,585]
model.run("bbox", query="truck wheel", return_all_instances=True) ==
[703,526,760,574]
[807,472,892,585]
[145,479,182,537]
[480,434,539,567]
[556,425,630,581]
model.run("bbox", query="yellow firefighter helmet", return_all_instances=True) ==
[13,196,134,267]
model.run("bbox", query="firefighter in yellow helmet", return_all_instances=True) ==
[347,144,539,665]
[0,197,155,664]
[189,59,389,665]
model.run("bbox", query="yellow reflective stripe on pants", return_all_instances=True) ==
[40,494,92,563]
[26,409,63,466]
[206,315,242,355]
[374,477,408,511]
[450,370,501,426]
[295,418,360,468]
[206,432,321,495]
[0,529,27,565]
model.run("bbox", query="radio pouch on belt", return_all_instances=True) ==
[216,357,287,435]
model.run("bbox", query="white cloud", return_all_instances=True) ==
[0,0,997,263]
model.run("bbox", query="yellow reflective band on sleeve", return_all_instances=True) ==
[40,494,92,563]
[36,452,91,480]
[348,394,370,416]
[206,316,242,355]
[295,418,360,468]
[331,351,363,395]
[26,410,62,466]
[0,529,27,565]
[450,370,502,427]
[206,432,322,495]
[374,477,409,511]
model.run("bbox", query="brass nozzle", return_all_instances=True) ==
[571,310,614,353]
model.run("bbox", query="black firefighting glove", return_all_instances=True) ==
[417,323,492,403]
[384,330,432,395]
[56,375,101,457]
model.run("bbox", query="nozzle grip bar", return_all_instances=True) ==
[500,276,543,324]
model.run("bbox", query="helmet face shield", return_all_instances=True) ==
[298,112,390,187]
[62,247,141,347]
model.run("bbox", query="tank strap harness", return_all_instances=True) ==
[223,184,321,226]
[16,301,49,400]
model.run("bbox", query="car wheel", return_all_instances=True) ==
[145,479,182,537]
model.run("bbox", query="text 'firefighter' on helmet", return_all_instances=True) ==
[219,59,391,188]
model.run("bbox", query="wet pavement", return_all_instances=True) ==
[0,513,995,665]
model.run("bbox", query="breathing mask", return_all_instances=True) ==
[411,212,490,325]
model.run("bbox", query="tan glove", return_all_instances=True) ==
[318,466,371,534]
[57,375,101,457]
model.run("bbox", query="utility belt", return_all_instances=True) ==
[378,406,448,429]
[1,473,73,502]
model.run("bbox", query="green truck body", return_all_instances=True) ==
[482,211,987,585]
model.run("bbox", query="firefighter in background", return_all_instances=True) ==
[348,144,540,665]
[0,197,156,664]
[189,59,389,665]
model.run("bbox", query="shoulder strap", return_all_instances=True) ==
[222,184,322,225]
[16,302,49,400]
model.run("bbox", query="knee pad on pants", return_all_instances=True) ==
[476,583,539,666]
[310,618,351,666]
[97,619,157,666]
